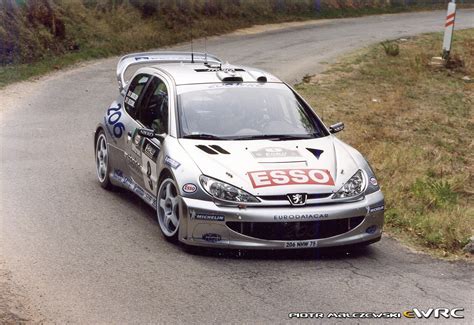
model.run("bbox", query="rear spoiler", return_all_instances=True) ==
[116,51,222,93]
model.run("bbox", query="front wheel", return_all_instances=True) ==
[157,178,180,242]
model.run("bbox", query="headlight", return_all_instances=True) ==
[200,175,259,203]
[332,170,366,199]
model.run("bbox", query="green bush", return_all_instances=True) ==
[412,178,458,210]
[381,40,400,56]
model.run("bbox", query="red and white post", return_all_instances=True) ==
[442,1,457,59]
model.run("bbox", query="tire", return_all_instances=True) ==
[156,177,180,242]
[95,131,113,190]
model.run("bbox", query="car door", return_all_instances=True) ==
[135,76,169,197]
[122,73,152,186]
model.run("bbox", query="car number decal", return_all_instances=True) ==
[106,104,125,138]
[141,139,160,195]
[247,169,335,188]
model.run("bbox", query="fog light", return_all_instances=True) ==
[366,225,377,234]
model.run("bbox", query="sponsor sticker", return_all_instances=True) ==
[247,169,335,188]
[133,184,144,197]
[182,183,197,193]
[202,233,222,243]
[251,147,301,159]
[131,130,142,155]
[125,153,142,174]
[133,132,142,145]
[111,169,156,207]
[139,129,155,138]
[125,97,135,107]
[274,213,328,221]
[127,91,139,101]
[208,83,263,89]
[195,214,225,221]
[366,225,377,234]
[370,177,378,186]
[164,156,181,169]
[143,139,159,160]
[369,205,384,213]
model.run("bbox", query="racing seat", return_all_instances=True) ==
[151,96,168,134]
[142,91,167,134]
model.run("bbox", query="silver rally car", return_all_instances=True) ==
[94,51,384,249]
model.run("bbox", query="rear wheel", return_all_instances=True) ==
[95,131,113,190]
[157,178,180,242]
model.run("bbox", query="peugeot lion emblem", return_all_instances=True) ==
[287,193,307,206]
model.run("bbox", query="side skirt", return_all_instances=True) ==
[110,168,157,209]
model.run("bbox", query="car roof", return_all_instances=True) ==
[148,62,283,86]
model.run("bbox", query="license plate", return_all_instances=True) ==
[284,240,318,249]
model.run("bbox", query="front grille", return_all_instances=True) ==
[226,216,364,241]
[259,193,332,201]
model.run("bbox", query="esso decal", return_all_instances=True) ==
[182,183,197,193]
[247,169,335,188]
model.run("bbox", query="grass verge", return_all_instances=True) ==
[296,29,474,258]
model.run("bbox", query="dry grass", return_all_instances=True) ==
[2,0,467,87]
[296,29,474,257]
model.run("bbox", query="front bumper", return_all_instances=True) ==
[178,191,384,249]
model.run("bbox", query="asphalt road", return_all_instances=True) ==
[1,9,473,324]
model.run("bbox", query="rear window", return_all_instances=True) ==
[124,74,150,118]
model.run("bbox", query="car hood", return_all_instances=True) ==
[178,136,361,196]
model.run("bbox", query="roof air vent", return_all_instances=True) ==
[217,65,243,82]
[247,70,267,83]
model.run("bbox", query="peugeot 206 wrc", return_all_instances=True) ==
[94,51,385,249]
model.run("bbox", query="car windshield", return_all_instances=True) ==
[177,83,328,140]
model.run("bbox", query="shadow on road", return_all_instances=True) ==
[182,244,377,261]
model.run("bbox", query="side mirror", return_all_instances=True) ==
[329,122,344,134]
[137,128,165,143]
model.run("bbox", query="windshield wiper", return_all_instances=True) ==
[182,133,226,140]
[234,134,314,141]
